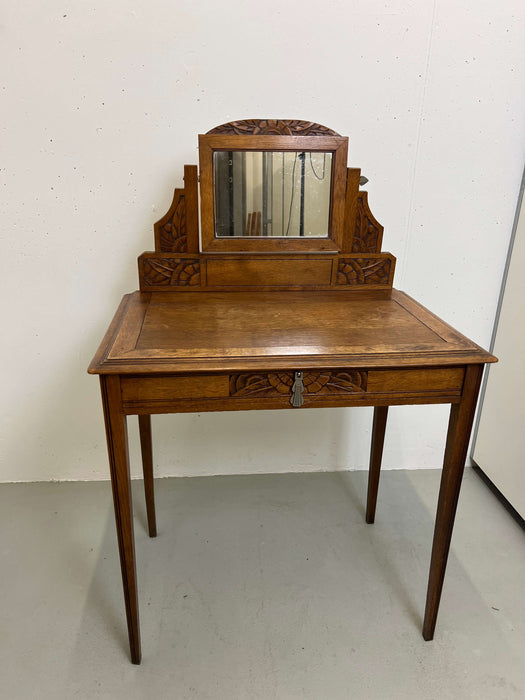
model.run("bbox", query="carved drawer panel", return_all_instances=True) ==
[229,371,368,398]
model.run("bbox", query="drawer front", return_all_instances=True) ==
[120,367,464,411]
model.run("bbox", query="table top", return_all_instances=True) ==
[88,289,496,375]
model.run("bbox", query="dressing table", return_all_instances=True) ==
[88,119,496,664]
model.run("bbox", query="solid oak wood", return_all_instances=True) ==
[154,165,199,254]
[89,120,497,663]
[367,368,465,393]
[184,165,200,253]
[205,256,334,287]
[138,252,395,291]
[422,363,484,640]
[100,375,141,664]
[343,167,361,252]
[366,406,389,524]
[122,375,230,403]
[352,191,384,254]
[89,290,494,376]
[138,415,157,538]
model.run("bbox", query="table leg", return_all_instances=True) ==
[366,406,389,524]
[100,376,141,664]
[422,364,483,641]
[138,415,157,537]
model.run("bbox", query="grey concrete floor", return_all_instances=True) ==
[0,469,524,699]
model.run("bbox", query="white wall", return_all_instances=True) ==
[1,1,524,482]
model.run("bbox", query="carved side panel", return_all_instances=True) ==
[141,258,200,287]
[337,257,393,286]
[229,371,368,398]
[208,119,340,136]
[154,166,199,253]
[154,190,187,253]
[351,192,384,253]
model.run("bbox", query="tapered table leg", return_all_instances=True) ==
[422,364,483,641]
[366,406,389,524]
[101,376,141,664]
[138,415,157,537]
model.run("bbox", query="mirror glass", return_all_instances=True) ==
[213,151,332,238]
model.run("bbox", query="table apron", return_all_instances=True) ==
[119,366,465,414]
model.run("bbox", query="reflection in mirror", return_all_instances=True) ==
[213,151,332,237]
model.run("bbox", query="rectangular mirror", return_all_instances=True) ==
[213,151,332,238]
[198,132,348,252]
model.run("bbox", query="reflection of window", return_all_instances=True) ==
[213,151,332,238]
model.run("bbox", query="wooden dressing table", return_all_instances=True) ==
[89,120,496,664]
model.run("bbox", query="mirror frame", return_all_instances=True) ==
[198,132,349,253]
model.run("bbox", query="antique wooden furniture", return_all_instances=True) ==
[89,119,496,664]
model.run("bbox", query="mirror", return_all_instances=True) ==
[213,151,332,238]
[198,128,348,252]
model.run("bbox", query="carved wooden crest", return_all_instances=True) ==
[207,119,340,136]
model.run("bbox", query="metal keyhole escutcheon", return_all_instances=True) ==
[290,371,304,407]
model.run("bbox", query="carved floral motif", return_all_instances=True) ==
[229,371,367,398]
[142,258,200,287]
[157,193,187,253]
[351,193,383,254]
[208,119,340,136]
[337,258,391,286]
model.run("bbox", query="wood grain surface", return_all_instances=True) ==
[89,289,496,375]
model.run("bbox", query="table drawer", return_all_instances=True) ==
[121,366,465,411]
